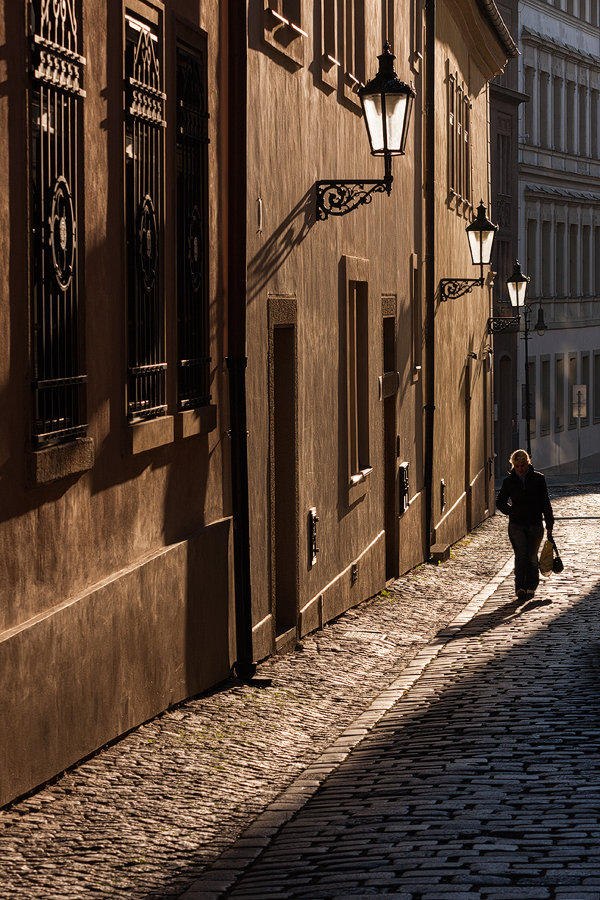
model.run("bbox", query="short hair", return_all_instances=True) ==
[510,449,530,467]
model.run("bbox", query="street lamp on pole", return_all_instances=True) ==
[506,260,547,457]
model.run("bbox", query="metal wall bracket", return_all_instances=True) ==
[487,315,521,333]
[316,178,391,220]
[439,277,484,301]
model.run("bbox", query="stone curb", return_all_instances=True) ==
[179,554,516,900]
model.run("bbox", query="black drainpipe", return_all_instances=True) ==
[226,7,256,680]
[424,0,436,557]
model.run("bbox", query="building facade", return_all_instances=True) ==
[0,0,514,807]
[0,0,235,808]
[489,0,528,475]
[515,0,600,473]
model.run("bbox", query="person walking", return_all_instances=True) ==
[496,449,554,601]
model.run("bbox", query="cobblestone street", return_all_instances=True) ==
[1,484,598,899]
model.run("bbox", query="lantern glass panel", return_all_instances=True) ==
[362,93,384,153]
[467,228,495,267]
[507,278,528,308]
[384,93,408,154]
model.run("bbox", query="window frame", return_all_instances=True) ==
[29,0,88,449]
[124,3,167,426]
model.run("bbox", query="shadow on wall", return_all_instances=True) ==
[247,189,314,304]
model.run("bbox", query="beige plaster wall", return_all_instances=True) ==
[245,4,422,644]
[431,0,500,547]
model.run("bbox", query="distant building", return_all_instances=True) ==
[516,0,600,473]
[0,0,515,807]
[490,0,528,475]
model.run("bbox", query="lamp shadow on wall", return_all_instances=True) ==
[247,189,314,304]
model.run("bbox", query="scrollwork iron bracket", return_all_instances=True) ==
[316,177,392,220]
[439,277,484,302]
[487,315,521,334]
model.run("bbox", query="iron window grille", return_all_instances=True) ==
[125,14,166,423]
[176,43,210,410]
[30,0,87,447]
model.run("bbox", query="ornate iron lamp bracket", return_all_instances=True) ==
[316,177,392,220]
[487,315,521,334]
[439,277,484,301]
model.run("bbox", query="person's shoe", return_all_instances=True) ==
[526,589,535,599]
[517,589,527,601]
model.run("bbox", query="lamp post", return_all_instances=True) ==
[506,259,547,457]
[316,43,415,219]
[440,201,498,300]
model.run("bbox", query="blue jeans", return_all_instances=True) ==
[508,522,545,594]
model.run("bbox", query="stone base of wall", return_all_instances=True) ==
[0,518,234,808]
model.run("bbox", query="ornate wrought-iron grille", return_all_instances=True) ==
[176,44,210,410]
[30,0,87,446]
[125,15,166,422]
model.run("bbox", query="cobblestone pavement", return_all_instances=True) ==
[0,486,595,899]
[180,485,600,900]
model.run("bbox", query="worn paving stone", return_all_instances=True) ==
[0,485,597,899]
[181,486,600,900]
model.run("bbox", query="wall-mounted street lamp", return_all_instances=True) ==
[440,201,498,300]
[488,259,547,456]
[316,43,415,220]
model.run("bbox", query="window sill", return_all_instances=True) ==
[263,6,305,67]
[123,415,174,455]
[320,53,340,91]
[175,405,217,440]
[348,467,372,504]
[342,74,363,110]
[27,436,94,487]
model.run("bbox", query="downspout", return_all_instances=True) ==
[424,0,436,555]
[226,5,256,679]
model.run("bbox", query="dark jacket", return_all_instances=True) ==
[496,465,554,530]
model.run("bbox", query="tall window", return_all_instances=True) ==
[125,11,166,423]
[540,72,550,149]
[448,73,471,203]
[542,222,552,296]
[348,281,370,478]
[30,0,86,445]
[567,82,576,154]
[321,0,339,88]
[569,224,579,297]
[579,85,588,157]
[541,356,550,434]
[497,131,511,197]
[555,354,565,431]
[526,219,537,297]
[553,76,563,151]
[343,0,365,99]
[176,42,210,410]
[583,224,592,295]
[524,68,534,144]
[556,222,566,296]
